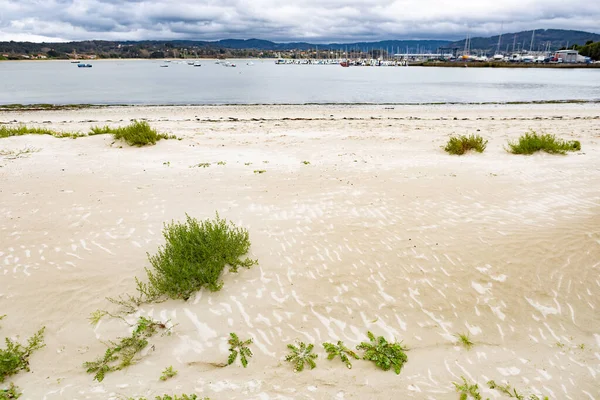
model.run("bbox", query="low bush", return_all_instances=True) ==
[444,134,487,155]
[136,214,256,301]
[507,130,581,155]
[159,366,177,381]
[0,324,45,383]
[90,121,174,146]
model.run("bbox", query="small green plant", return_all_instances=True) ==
[227,333,253,368]
[163,161,171,166]
[253,170,266,174]
[191,163,210,168]
[453,377,484,400]
[456,333,474,350]
[0,382,21,399]
[244,162,252,166]
[89,310,108,325]
[83,316,171,382]
[91,121,174,146]
[323,341,359,369]
[136,213,256,301]
[487,381,548,400]
[0,315,4,326]
[444,134,488,155]
[285,342,317,372]
[160,365,178,381]
[127,395,207,400]
[0,326,46,383]
[301,161,310,165]
[507,130,581,155]
[356,331,408,375]
[217,161,226,165]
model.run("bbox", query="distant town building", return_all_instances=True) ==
[554,50,578,63]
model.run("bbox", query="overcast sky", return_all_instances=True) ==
[1,0,599,43]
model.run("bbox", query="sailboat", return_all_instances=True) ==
[493,24,504,61]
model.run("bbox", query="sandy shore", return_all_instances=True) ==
[1,104,599,399]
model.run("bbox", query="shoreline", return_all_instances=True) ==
[1,98,600,111]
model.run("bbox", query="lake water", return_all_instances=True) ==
[0,59,599,105]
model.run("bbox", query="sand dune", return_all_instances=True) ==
[1,104,599,399]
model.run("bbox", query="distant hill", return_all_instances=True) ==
[449,29,600,54]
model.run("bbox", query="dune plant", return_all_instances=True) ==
[487,381,548,400]
[453,377,484,400]
[0,125,83,139]
[0,325,46,383]
[0,382,21,399]
[90,121,174,146]
[285,342,317,372]
[190,163,211,168]
[444,134,487,155]
[456,333,474,350]
[227,333,253,368]
[356,331,407,375]
[322,341,359,369]
[160,366,178,381]
[507,130,581,155]
[135,213,256,301]
[83,316,171,382]
[253,170,266,174]
[128,395,207,400]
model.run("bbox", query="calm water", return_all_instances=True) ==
[0,59,599,105]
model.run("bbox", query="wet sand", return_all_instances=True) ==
[1,104,599,399]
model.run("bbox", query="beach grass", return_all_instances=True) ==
[507,130,581,155]
[456,333,474,350]
[444,134,487,155]
[0,125,83,139]
[90,120,175,146]
[136,214,257,301]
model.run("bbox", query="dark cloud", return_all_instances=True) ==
[0,0,599,42]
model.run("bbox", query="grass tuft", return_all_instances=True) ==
[0,125,83,139]
[444,134,487,155]
[159,365,178,381]
[356,331,408,375]
[507,130,581,155]
[0,323,46,383]
[285,342,317,372]
[83,316,171,382]
[456,333,474,350]
[136,213,257,301]
[90,121,175,146]
[253,170,266,174]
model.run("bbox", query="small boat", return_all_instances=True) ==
[193,62,202,67]
[160,64,169,68]
[340,61,349,67]
[246,61,254,66]
[77,63,92,68]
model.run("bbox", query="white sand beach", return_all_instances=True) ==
[1,104,599,399]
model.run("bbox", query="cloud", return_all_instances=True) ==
[0,0,599,42]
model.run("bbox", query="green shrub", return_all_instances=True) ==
[90,121,173,146]
[137,214,256,301]
[83,317,170,382]
[507,130,581,155]
[444,134,487,155]
[356,331,407,374]
[0,382,21,399]
[0,125,82,139]
[285,342,317,372]
[0,325,45,383]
